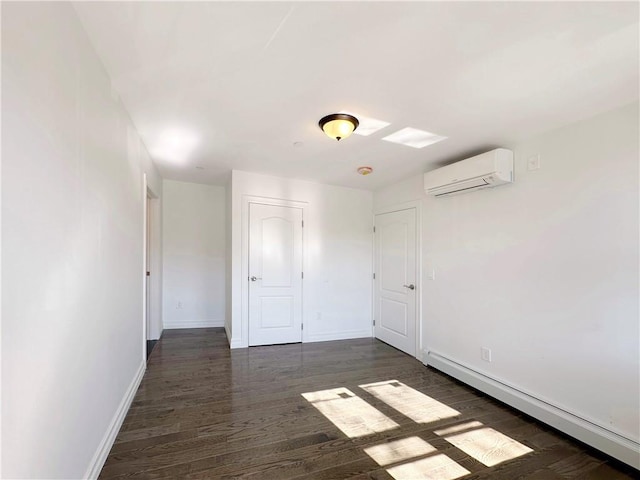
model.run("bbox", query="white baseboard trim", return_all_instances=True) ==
[425,350,640,469]
[84,360,145,479]
[224,324,244,349]
[163,319,224,329]
[224,323,232,346]
[305,329,373,343]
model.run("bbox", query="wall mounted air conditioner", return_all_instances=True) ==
[424,148,514,197]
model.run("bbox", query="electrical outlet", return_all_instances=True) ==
[481,347,492,362]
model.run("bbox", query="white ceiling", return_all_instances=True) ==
[73,2,639,191]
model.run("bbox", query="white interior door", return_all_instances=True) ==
[374,208,417,356]
[249,203,303,346]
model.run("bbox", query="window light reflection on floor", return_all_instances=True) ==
[364,436,436,466]
[386,453,471,480]
[303,383,534,477]
[301,387,398,438]
[435,420,533,467]
[433,421,484,436]
[359,380,460,424]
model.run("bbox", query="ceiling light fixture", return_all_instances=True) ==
[319,113,359,141]
[357,166,373,176]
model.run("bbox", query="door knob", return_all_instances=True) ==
[403,284,415,290]
[250,276,262,282]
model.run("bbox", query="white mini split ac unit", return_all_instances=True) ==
[424,148,514,197]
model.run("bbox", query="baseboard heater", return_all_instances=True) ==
[424,351,640,469]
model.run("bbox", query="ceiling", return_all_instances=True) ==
[73,2,639,191]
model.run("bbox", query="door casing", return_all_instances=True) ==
[142,175,160,362]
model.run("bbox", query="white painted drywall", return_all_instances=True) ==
[229,170,373,348]
[373,175,425,212]
[162,180,226,329]
[374,102,640,447]
[1,3,162,478]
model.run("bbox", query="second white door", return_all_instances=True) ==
[248,203,303,346]
[374,208,417,356]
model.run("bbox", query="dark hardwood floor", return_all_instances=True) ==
[99,328,637,479]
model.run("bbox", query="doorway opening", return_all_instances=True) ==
[143,177,161,362]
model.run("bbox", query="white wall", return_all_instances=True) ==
[162,180,226,329]
[1,3,162,478]
[374,102,639,457]
[373,175,425,212]
[229,170,373,348]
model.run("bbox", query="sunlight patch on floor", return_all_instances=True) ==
[434,420,484,436]
[437,424,533,467]
[386,453,470,480]
[364,436,437,466]
[301,387,399,438]
[359,380,459,424]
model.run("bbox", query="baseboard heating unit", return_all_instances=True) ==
[424,351,640,469]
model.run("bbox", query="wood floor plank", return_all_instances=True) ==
[98,328,638,480]
[546,451,607,478]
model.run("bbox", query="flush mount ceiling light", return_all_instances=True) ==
[357,166,373,175]
[319,113,359,141]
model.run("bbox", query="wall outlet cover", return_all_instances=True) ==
[481,347,492,362]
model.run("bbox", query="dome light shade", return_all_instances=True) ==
[319,113,359,141]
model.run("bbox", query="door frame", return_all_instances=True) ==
[373,200,422,360]
[142,174,161,363]
[142,174,149,363]
[240,195,308,347]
